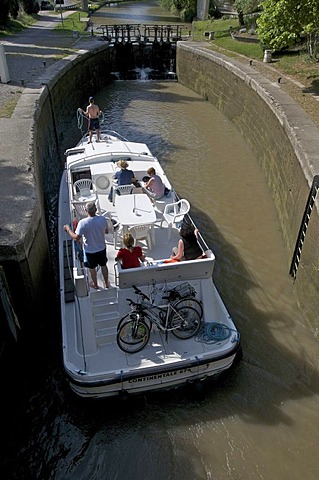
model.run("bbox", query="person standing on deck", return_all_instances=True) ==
[80,96,101,143]
[64,202,110,289]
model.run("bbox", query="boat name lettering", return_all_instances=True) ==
[128,369,190,383]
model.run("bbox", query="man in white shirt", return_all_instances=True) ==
[64,202,110,289]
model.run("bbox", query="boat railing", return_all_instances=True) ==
[116,255,215,289]
[99,129,129,142]
[73,266,88,297]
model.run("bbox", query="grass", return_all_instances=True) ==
[0,12,36,37]
[192,19,319,94]
[55,11,90,35]
[1,92,22,117]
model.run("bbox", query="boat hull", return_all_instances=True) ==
[66,345,241,399]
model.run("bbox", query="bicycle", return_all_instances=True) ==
[116,284,202,353]
[162,282,203,320]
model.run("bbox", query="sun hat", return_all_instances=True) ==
[117,159,129,169]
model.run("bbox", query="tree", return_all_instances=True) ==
[21,0,38,14]
[9,0,20,19]
[0,0,10,27]
[257,0,319,59]
[159,0,197,21]
[234,0,260,27]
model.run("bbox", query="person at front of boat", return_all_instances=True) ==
[63,202,110,289]
[108,159,136,201]
[80,96,101,143]
[144,167,165,200]
[171,223,203,261]
[115,233,145,269]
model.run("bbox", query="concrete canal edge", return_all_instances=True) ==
[0,41,318,336]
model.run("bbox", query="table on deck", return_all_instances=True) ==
[115,193,156,243]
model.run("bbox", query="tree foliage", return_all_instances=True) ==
[233,0,260,16]
[233,0,260,27]
[0,0,38,27]
[0,0,10,27]
[257,0,319,58]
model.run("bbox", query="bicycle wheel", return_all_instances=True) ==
[117,313,133,331]
[117,319,150,353]
[118,312,152,332]
[173,297,203,319]
[170,306,202,339]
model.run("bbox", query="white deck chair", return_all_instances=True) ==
[73,178,96,198]
[160,199,190,239]
[128,224,152,250]
[113,184,134,205]
[71,200,87,220]
[103,212,122,248]
[73,178,100,212]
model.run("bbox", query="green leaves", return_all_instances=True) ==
[257,0,319,56]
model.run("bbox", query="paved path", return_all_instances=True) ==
[0,11,88,89]
[0,11,98,243]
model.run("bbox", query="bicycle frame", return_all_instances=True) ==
[117,285,203,353]
[138,300,186,334]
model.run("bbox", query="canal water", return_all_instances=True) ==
[2,2,319,480]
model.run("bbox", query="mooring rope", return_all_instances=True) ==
[76,108,105,136]
[76,108,88,137]
[196,322,237,344]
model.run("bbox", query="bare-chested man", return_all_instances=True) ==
[81,96,101,143]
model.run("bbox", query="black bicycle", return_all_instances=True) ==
[117,284,202,353]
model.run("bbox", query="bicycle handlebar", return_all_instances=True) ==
[132,284,149,300]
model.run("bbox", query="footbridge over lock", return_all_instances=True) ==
[95,23,190,80]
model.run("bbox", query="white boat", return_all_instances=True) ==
[58,129,241,399]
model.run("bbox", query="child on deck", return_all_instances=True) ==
[115,233,145,269]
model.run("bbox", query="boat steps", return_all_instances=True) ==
[95,326,118,346]
[90,288,118,303]
[94,310,120,346]
[92,302,119,316]
[94,311,120,327]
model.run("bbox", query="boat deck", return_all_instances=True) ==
[58,132,240,397]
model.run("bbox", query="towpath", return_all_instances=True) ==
[0,11,97,112]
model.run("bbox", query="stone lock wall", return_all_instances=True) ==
[0,44,113,332]
[177,43,319,331]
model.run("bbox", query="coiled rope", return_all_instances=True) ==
[77,108,87,137]
[76,108,105,136]
[196,322,238,344]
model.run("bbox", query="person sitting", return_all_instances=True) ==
[115,233,146,269]
[143,167,165,200]
[108,159,136,202]
[171,223,204,261]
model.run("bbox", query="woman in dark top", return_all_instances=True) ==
[108,159,136,201]
[171,223,203,261]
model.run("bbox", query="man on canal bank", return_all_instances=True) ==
[63,202,110,289]
[81,96,101,143]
